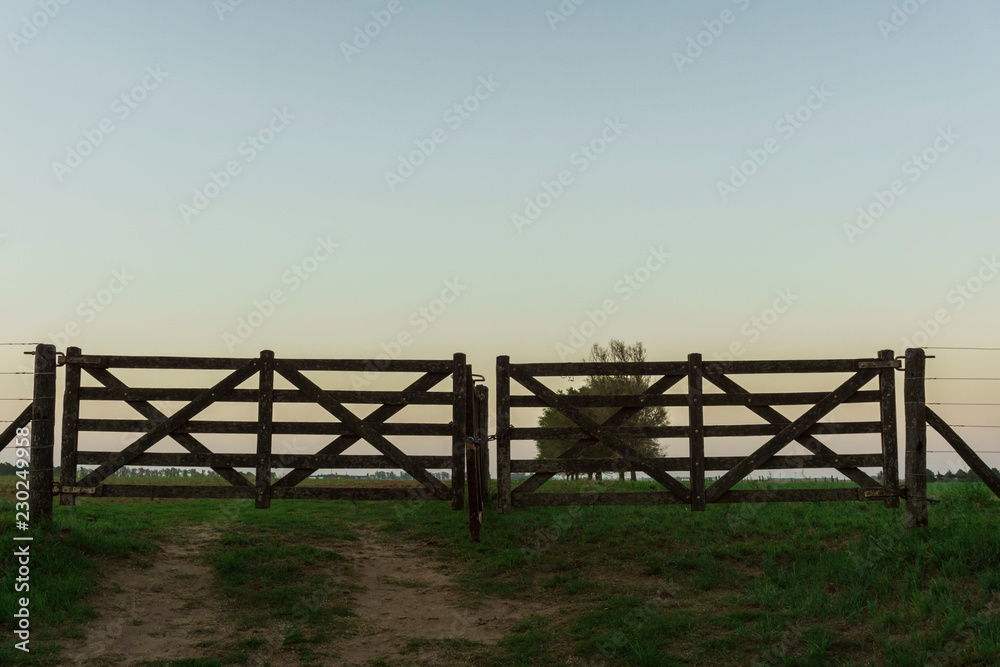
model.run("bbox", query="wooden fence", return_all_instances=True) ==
[496,351,902,513]
[903,347,1000,527]
[56,348,471,510]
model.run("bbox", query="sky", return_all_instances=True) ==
[1,0,998,475]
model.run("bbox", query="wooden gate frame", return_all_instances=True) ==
[57,348,470,509]
[496,351,902,513]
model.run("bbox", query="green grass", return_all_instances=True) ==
[1,477,998,665]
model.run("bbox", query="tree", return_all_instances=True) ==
[535,340,669,481]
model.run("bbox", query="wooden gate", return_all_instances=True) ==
[496,351,902,512]
[57,348,471,510]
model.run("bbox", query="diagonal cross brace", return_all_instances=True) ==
[514,373,686,495]
[273,371,450,488]
[275,361,451,499]
[705,369,878,502]
[511,368,691,503]
[926,408,1000,499]
[704,372,881,489]
[84,368,253,488]
[78,359,261,488]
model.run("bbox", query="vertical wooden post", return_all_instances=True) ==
[465,366,481,542]
[451,353,466,511]
[59,346,82,506]
[904,348,927,528]
[878,349,900,509]
[688,353,705,511]
[496,355,511,514]
[255,350,275,509]
[29,343,57,525]
[478,384,490,497]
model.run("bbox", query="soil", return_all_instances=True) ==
[61,525,553,666]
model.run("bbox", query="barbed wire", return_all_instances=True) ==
[922,346,1000,351]
[927,377,1000,381]
[927,402,1000,406]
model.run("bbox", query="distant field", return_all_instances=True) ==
[1,476,998,666]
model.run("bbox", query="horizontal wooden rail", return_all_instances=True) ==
[510,487,883,506]
[92,484,437,501]
[512,362,689,376]
[66,355,455,373]
[77,387,455,405]
[703,359,896,374]
[511,422,880,440]
[77,419,452,436]
[75,452,454,469]
[281,359,454,373]
[508,390,882,409]
[510,454,886,474]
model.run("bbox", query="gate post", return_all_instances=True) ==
[451,353,467,511]
[29,343,57,525]
[255,350,275,509]
[688,353,705,511]
[904,348,927,528]
[60,346,82,506]
[878,349,900,508]
[496,356,511,514]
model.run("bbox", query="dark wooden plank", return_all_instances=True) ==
[29,344,57,524]
[688,353,705,512]
[451,354,467,511]
[513,422,880,440]
[255,350,274,509]
[281,358,453,373]
[879,349,900,508]
[704,368,879,502]
[78,387,454,405]
[510,368,691,503]
[713,488,867,503]
[703,372,882,489]
[927,409,1000,499]
[496,356,512,514]
[81,368,254,489]
[511,453,886,474]
[512,491,686,507]
[76,359,261,487]
[513,361,688,376]
[76,419,452,436]
[513,426,689,439]
[904,348,928,528]
[0,403,33,453]
[512,373,687,496]
[96,484,437,501]
[508,390,882,408]
[703,359,888,375]
[66,355,252,369]
[75,451,455,469]
[274,361,451,499]
[59,346,83,506]
[465,367,482,542]
[273,371,450,488]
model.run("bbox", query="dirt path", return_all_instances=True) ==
[62,525,551,666]
[332,530,552,665]
[62,526,233,666]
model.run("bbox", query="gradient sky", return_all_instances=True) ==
[2,1,998,472]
